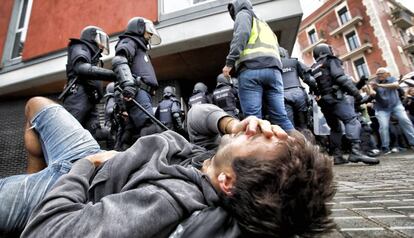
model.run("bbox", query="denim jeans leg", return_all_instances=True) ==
[31,104,101,164]
[0,104,101,232]
[0,160,72,232]
[263,69,294,131]
[376,109,391,149]
[238,69,264,118]
[393,104,414,145]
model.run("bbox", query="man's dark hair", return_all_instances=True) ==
[223,132,336,237]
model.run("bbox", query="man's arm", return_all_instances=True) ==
[376,81,399,89]
[370,76,399,90]
[223,10,252,76]
[186,104,229,149]
[21,153,184,238]
[187,104,287,149]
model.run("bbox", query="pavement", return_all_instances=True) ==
[324,151,414,238]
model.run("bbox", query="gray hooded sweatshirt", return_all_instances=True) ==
[226,0,282,73]
[21,104,228,238]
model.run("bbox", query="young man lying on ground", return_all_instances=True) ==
[0,97,335,237]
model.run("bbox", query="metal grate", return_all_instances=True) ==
[0,98,28,178]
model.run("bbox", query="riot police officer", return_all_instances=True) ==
[279,47,317,130]
[155,86,183,131]
[311,43,379,165]
[188,82,211,108]
[62,26,115,139]
[112,17,162,147]
[212,74,240,118]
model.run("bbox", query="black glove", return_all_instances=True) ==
[355,95,372,105]
[355,75,368,90]
[121,81,137,98]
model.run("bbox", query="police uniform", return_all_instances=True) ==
[63,26,114,139]
[112,17,162,148]
[311,43,379,165]
[188,82,211,109]
[280,54,314,129]
[212,75,240,118]
[188,93,210,108]
[156,96,182,131]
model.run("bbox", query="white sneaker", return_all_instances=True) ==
[391,147,399,153]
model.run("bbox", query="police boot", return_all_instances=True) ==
[348,143,380,165]
[333,148,348,165]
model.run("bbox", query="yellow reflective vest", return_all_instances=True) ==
[236,17,280,69]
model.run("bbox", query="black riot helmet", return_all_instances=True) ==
[80,26,110,55]
[312,43,333,61]
[279,47,289,58]
[216,73,231,86]
[193,82,208,94]
[126,17,161,45]
[163,86,176,98]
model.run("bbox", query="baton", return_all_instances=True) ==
[116,86,169,131]
[58,77,78,100]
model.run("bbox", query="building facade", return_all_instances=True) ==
[297,0,414,80]
[0,0,303,100]
[0,0,302,177]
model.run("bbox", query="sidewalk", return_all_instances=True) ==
[325,152,414,237]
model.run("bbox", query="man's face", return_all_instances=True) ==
[376,72,388,81]
[201,132,285,193]
[144,31,153,42]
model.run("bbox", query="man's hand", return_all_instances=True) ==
[85,150,119,167]
[222,116,288,140]
[122,86,137,99]
[222,65,233,78]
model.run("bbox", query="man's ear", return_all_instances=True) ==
[217,172,234,196]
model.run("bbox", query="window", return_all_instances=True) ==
[337,7,351,25]
[308,29,318,44]
[346,31,360,51]
[162,0,214,14]
[409,55,414,67]
[2,0,33,65]
[354,57,369,79]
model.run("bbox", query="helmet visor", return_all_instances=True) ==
[95,30,110,55]
[144,20,161,45]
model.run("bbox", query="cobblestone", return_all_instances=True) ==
[327,152,414,237]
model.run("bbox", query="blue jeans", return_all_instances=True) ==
[375,103,414,149]
[0,104,100,232]
[238,68,294,131]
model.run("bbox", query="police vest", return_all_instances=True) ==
[212,85,237,112]
[66,39,101,81]
[311,58,335,96]
[158,99,174,128]
[189,93,209,108]
[66,40,103,98]
[236,17,280,69]
[281,58,302,90]
[117,36,158,87]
